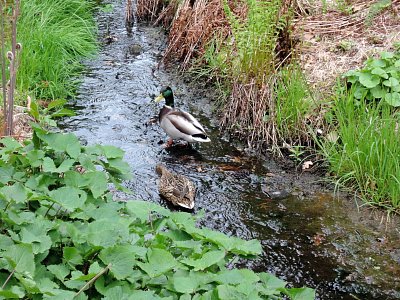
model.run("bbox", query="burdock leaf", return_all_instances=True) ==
[383,77,399,87]
[287,287,316,300]
[4,243,35,276]
[50,187,87,211]
[0,183,28,203]
[181,250,225,271]
[84,171,108,198]
[126,200,170,222]
[63,247,83,266]
[173,276,200,294]
[359,72,380,88]
[371,67,388,79]
[100,145,125,159]
[385,92,400,107]
[99,245,138,279]
[138,248,178,278]
[47,264,71,281]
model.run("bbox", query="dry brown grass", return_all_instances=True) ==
[220,78,279,150]
[294,0,400,92]
[160,0,233,69]
[136,0,247,69]
[136,0,399,153]
[0,105,33,142]
[136,0,165,23]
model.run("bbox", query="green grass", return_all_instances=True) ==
[319,90,400,211]
[16,0,97,100]
[203,0,281,84]
[274,65,313,144]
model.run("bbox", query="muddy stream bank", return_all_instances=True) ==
[61,1,400,299]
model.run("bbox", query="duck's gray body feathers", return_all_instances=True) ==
[159,105,211,143]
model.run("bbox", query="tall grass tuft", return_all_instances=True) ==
[319,90,400,211]
[274,65,314,145]
[16,0,97,100]
[219,0,281,83]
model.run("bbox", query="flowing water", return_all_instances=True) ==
[62,1,400,299]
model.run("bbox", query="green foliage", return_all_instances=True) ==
[343,51,400,107]
[16,0,97,100]
[29,99,75,127]
[365,0,392,26]
[274,65,313,143]
[0,127,315,299]
[204,0,281,83]
[318,90,400,211]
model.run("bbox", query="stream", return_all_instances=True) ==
[61,1,400,299]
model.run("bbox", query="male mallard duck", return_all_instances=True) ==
[155,164,195,209]
[154,86,211,147]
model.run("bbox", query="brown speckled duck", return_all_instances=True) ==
[154,86,211,147]
[155,164,195,209]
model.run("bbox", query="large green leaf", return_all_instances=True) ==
[126,200,170,223]
[3,243,35,276]
[86,219,130,247]
[370,85,386,99]
[193,227,262,255]
[99,245,139,279]
[172,275,200,294]
[383,77,400,87]
[0,183,28,203]
[287,287,316,300]
[259,272,287,295]
[215,269,259,285]
[0,286,25,298]
[106,158,133,180]
[385,92,400,107]
[138,248,178,278]
[42,157,75,173]
[358,72,381,88]
[100,145,125,159]
[47,264,71,281]
[50,187,87,211]
[181,250,225,271]
[0,165,14,184]
[64,171,88,188]
[26,150,45,167]
[63,247,83,266]
[217,285,247,299]
[20,218,53,254]
[0,235,14,250]
[84,171,108,198]
[36,132,81,158]
[371,67,388,79]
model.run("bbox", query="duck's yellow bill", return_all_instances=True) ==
[154,94,164,103]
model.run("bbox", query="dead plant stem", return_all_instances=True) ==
[6,0,20,136]
[75,263,112,297]
[0,0,7,134]
[1,268,15,289]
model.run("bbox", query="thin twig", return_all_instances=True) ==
[1,268,15,289]
[6,0,20,136]
[0,0,7,135]
[74,263,112,297]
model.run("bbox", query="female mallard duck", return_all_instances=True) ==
[155,164,195,209]
[154,86,211,147]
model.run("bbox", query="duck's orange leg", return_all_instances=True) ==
[164,138,174,148]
